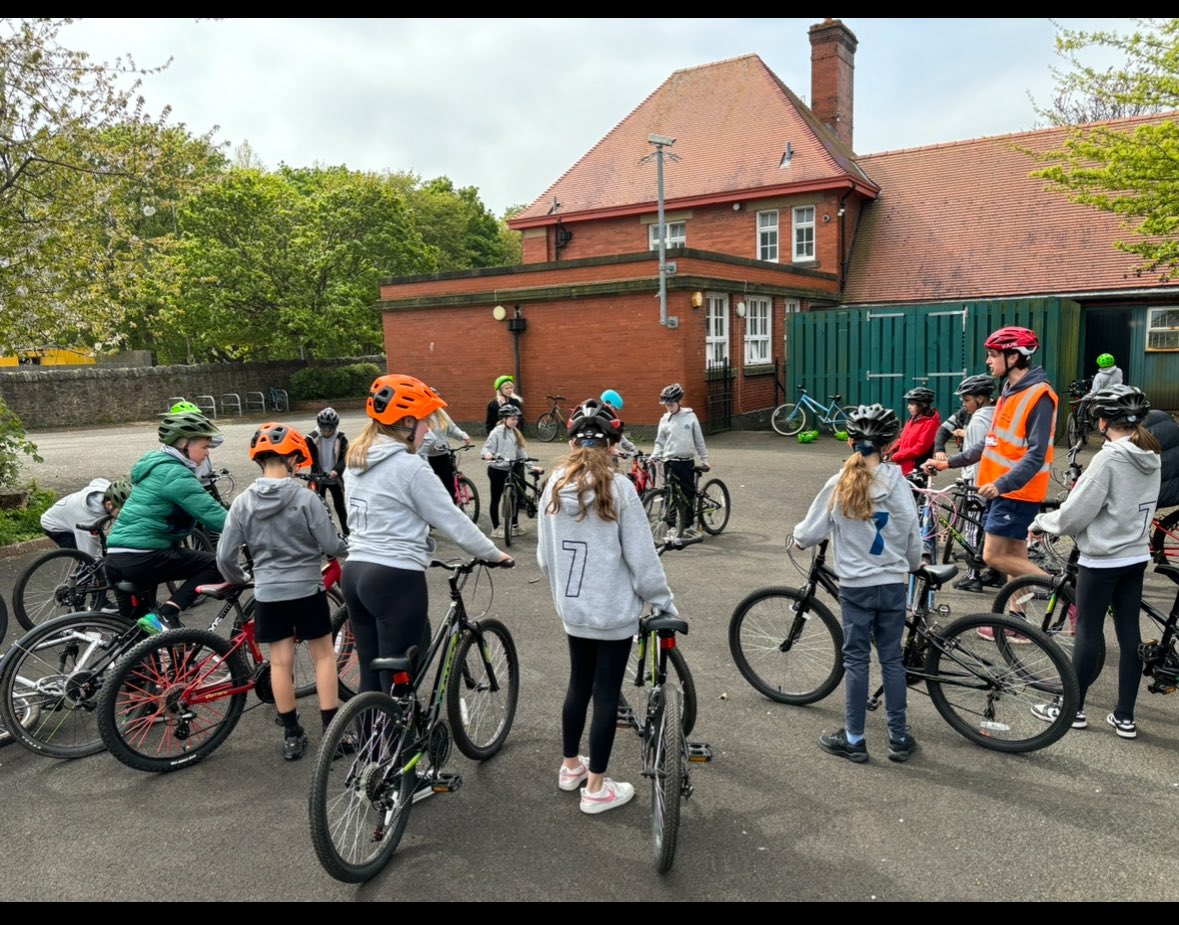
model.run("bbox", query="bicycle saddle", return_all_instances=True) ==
[194,581,253,599]
[915,564,958,589]
[75,515,113,533]
[640,613,689,636]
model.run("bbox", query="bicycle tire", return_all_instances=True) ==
[643,489,669,544]
[501,483,514,547]
[0,593,7,646]
[309,691,416,883]
[447,618,519,760]
[536,411,561,443]
[770,403,806,437]
[330,605,359,700]
[991,575,1102,673]
[13,548,108,630]
[98,628,251,773]
[651,684,684,874]
[457,476,481,524]
[697,478,730,535]
[1150,508,1179,563]
[1066,412,1086,448]
[826,405,853,434]
[168,528,215,603]
[925,612,1079,753]
[0,611,136,759]
[624,641,698,736]
[728,587,843,705]
[292,592,352,700]
[217,471,237,505]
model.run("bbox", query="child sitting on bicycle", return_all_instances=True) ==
[652,383,709,540]
[418,395,473,504]
[40,478,131,558]
[164,401,228,504]
[308,407,350,537]
[538,399,678,814]
[794,404,923,764]
[215,422,350,761]
[1029,386,1161,739]
[885,386,940,475]
[482,404,542,538]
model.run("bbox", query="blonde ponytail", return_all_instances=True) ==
[830,452,877,520]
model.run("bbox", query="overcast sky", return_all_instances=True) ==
[62,18,1136,217]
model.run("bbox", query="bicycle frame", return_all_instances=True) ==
[793,388,847,427]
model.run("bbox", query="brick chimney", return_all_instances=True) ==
[809,18,858,150]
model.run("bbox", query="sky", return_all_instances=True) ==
[60,18,1138,218]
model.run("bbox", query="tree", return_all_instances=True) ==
[1030,19,1179,280]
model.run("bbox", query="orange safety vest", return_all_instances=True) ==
[977,381,1058,503]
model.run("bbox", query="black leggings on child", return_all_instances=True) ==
[562,634,633,775]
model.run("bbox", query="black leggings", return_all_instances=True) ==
[428,454,458,504]
[342,561,431,695]
[1073,560,1146,720]
[487,464,523,530]
[666,459,696,529]
[317,481,349,536]
[562,634,633,775]
[104,547,223,617]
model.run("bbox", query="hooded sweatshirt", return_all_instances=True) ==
[1031,436,1162,567]
[107,450,227,551]
[216,477,348,602]
[344,436,500,570]
[537,467,677,640]
[793,460,924,587]
[40,477,110,557]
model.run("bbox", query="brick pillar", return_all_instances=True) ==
[809,18,858,150]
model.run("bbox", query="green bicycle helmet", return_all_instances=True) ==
[169,400,202,414]
[494,375,515,392]
[103,479,133,508]
[158,411,221,446]
[1096,353,1116,369]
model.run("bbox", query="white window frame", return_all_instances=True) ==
[792,206,815,261]
[1147,307,1179,351]
[744,297,772,365]
[757,210,779,263]
[783,299,800,358]
[705,293,729,369]
[648,221,686,250]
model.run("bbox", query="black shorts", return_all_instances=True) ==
[253,590,331,644]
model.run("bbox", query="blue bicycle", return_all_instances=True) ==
[771,385,857,437]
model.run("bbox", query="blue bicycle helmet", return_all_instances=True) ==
[600,389,624,411]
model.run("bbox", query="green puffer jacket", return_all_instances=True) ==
[107,451,228,550]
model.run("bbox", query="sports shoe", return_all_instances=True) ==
[818,728,869,764]
[136,612,166,635]
[512,523,527,536]
[1106,713,1137,739]
[580,778,635,814]
[412,768,437,803]
[490,527,504,538]
[976,623,1032,645]
[680,527,700,540]
[888,731,918,763]
[559,756,590,792]
[332,730,359,760]
[1031,698,1087,728]
[283,731,308,761]
[980,568,1006,588]
[952,576,984,593]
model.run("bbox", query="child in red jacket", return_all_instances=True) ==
[886,388,941,475]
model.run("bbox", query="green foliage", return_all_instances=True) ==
[0,485,55,546]
[0,399,42,488]
[290,363,382,401]
[1030,19,1179,281]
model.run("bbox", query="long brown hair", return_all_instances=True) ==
[346,418,415,471]
[498,413,527,449]
[545,445,618,522]
[1108,421,1162,454]
[830,451,878,521]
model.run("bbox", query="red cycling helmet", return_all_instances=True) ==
[250,422,311,468]
[984,326,1039,358]
[367,374,446,426]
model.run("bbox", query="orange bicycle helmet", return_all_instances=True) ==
[249,422,311,467]
[367,374,446,426]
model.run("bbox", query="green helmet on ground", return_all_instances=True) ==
[1096,353,1116,369]
[158,411,221,446]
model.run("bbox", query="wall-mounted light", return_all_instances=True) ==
[492,304,507,321]
[735,301,747,318]
[691,292,704,309]
[732,202,741,211]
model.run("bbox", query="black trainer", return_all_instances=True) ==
[818,728,868,763]
[888,731,918,763]
[283,731,308,761]
[953,576,984,593]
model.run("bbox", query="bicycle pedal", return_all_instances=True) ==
[616,706,636,727]
[685,742,712,763]
[430,771,462,794]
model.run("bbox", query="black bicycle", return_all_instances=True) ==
[642,462,730,541]
[728,537,1080,753]
[498,455,545,547]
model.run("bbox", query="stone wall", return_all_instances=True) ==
[0,356,386,429]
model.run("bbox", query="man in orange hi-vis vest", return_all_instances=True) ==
[926,326,1058,637]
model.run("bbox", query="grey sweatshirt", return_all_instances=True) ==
[537,468,678,640]
[1086,366,1124,396]
[653,407,708,462]
[40,477,110,557]
[216,477,348,602]
[419,416,469,458]
[344,437,502,570]
[1031,436,1161,566]
[481,425,528,470]
[793,461,924,587]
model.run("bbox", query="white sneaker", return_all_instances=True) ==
[559,755,589,791]
[512,523,528,536]
[580,778,635,814]
[490,527,504,538]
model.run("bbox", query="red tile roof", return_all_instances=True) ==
[511,54,875,225]
[844,115,1179,304]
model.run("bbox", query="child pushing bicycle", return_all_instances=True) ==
[651,383,709,539]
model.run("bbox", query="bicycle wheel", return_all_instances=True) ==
[728,587,843,705]
[457,476,481,524]
[624,640,698,736]
[217,471,237,505]
[309,691,416,883]
[991,575,1102,672]
[826,405,853,434]
[501,484,514,547]
[167,528,215,603]
[650,684,684,874]
[0,593,7,646]
[331,605,359,700]
[643,489,669,543]
[1065,412,1087,448]
[98,628,250,773]
[0,611,135,758]
[697,478,730,535]
[447,618,519,760]
[13,548,108,630]
[292,594,354,700]
[770,403,806,437]
[1150,508,1179,563]
[536,411,561,443]
[925,612,1079,753]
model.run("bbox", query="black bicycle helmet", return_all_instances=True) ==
[845,404,901,447]
[498,401,523,420]
[904,387,935,407]
[660,383,684,403]
[1088,385,1151,427]
[104,479,132,509]
[317,407,339,429]
[955,374,996,397]
[566,398,622,444]
[158,411,221,446]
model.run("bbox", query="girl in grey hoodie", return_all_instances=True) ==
[1030,386,1161,739]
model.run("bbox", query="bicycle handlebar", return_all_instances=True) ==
[429,557,515,573]
[656,535,703,555]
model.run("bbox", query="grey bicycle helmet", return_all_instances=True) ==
[317,407,340,429]
[498,401,523,419]
[104,479,133,508]
[904,387,935,407]
[955,374,996,397]
[845,404,901,447]
[1088,385,1151,426]
[158,411,221,446]
[660,383,684,403]
[567,398,622,444]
